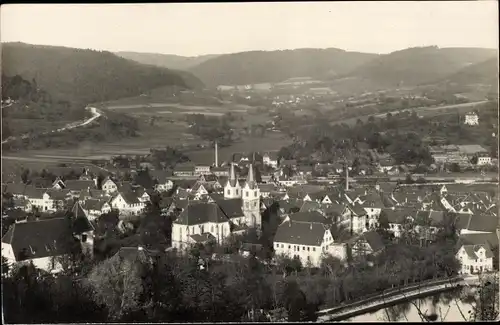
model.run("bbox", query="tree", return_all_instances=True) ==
[87,254,146,320]
[468,274,499,321]
[450,163,461,173]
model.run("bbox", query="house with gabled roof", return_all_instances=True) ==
[273,220,334,267]
[26,188,55,212]
[64,179,97,191]
[283,211,331,226]
[173,164,195,177]
[457,214,498,235]
[1,204,94,274]
[101,177,118,194]
[380,207,419,237]
[347,230,385,258]
[211,166,230,177]
[109,191,145,216]
[150,170,174,193]
[456,243,495,275]
[52,177,65,190]
[82,199,112,221]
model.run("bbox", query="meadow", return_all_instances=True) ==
[3,100,291,165]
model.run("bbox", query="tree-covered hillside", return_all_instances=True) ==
[188,48,378,87]
[2,74,87,139]
[2,42,204,105]
[116,51,219,70]
[348,46,497,87]
[1,74,140,151]
[440,57,498,88]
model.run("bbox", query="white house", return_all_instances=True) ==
[464,112,479,126]
[26,189,68,212]
[109,191,145,216]
[194,165,211,176]
[477,155,492,166]
[101,178,118,194]
[155,179,174,192]
[1,214,94,274]
[456,244,494,275]
[263,152,279,169]
[273,220,334,267]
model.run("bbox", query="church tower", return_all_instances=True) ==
[224,163,241,199]
[242,164,261,229]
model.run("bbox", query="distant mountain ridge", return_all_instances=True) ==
[2,42,204,105]
[115,51,220,70]
[186,48,379,87]
[439,57,498,87]
[347,46,497,87]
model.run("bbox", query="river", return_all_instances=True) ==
[347,286,488,322]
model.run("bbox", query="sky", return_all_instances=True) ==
[1,2,498,57]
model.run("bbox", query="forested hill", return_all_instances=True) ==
[438,57,499,89]
[116,51,219,70]
[188,48,378,87]
[347,46,497,87]
[1,42,204,105]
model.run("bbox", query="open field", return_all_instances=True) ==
[336,100,489,126]
[185,133,292,165]
[1,156,110,178]
[2,131,291,165]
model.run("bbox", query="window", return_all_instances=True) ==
[307,247,310,251]
[303,246,305,251]
[201,225,204,233]
[246,191,249,197]
[227,189,230,196]
[313,247,316,252]
[288,245,291,249]
[281,244,284,248]
[254,190,257,197]
[236,189,239,195]
[211,226,214,232]
[82,234,87,242]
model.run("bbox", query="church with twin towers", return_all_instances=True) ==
[224,162,262,229]
[216,141,262,229]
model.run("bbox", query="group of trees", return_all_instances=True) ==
[2,107,140,152]
[2,74,88,140]
[185,114,234,146]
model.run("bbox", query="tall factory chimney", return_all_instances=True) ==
[214,141,219,167]
[345,162,349,192]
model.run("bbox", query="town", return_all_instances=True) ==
[1,2,499,324]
